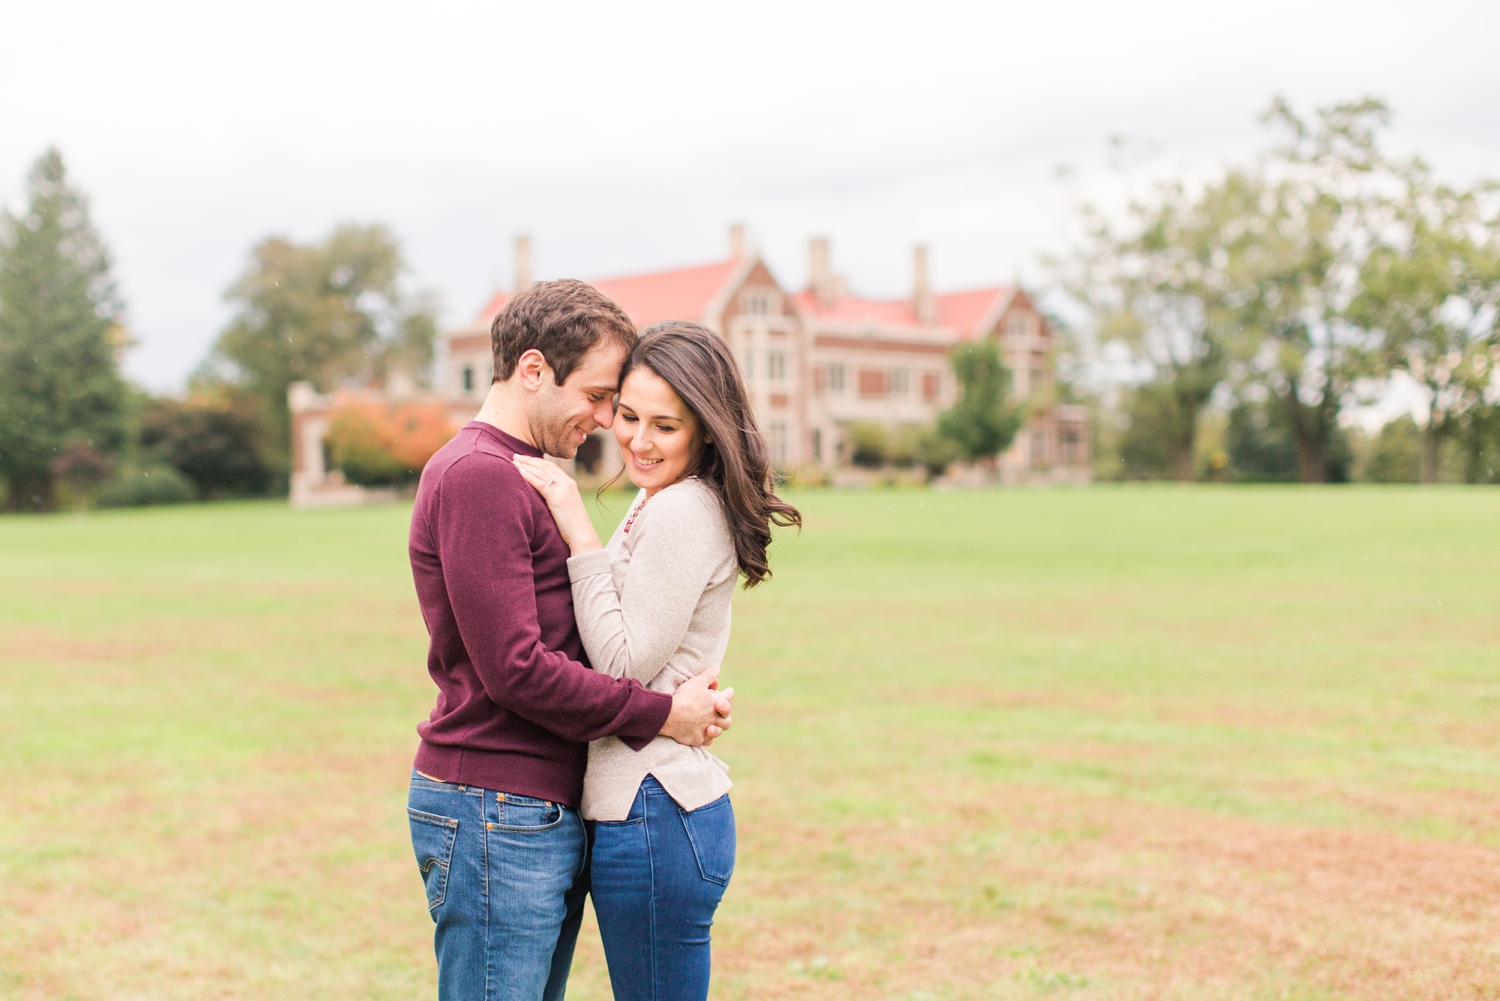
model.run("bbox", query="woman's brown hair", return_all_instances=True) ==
[618,321,801,587]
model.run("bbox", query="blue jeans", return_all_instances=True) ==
[407,771,589,1001]
[590,777,736,1001]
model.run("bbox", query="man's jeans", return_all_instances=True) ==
[590,777,736,1001]
[407,771,589,1001]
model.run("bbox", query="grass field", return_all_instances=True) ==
[1,486,1498,1000]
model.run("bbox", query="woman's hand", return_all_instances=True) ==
[512,456,604,556]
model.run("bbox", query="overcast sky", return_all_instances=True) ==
[4,0,1499,392]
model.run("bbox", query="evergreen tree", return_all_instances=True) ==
[937,339,1023,467]
[0,147,129,511]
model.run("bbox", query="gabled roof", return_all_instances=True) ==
[591,260,742,329]
[470,290,511,328]
[936,287,1015,338]
[791,285,1016,338]
[789,291,921,327]
[466,260,744,332]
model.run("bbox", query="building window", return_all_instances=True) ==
[812,428,823,462]
[769,421,791,464]
[891,367,910,395]
[818,363,846,394]
[742,350,754,379]
[742,289,775,315]
[858,369,891,398]
[462,364,474,393]
[768,351,788,382]
[921,370,941,402]
[1007,313,1033,338]
[1030,430,1047,469]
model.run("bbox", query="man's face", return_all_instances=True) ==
[528,340,628,458]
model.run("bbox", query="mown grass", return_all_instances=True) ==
[1,486,1497,1000]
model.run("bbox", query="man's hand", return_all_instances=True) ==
[661,665,734,747]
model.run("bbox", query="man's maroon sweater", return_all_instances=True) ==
[409,421,673,807]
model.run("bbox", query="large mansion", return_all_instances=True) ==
[289,227,1088,505]
[438,228,1088,482]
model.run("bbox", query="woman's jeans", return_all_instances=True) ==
[406,771,590,1001]
[590,777,737,1001]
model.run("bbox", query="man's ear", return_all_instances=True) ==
[514,348,550,392]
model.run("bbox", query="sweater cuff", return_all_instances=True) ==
[567,548,613,582]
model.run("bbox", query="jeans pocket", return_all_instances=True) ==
[495,793,565,832]
[679,795,736,886]
[408,807,459,911]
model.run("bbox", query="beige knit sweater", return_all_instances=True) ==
[567,477,737,821]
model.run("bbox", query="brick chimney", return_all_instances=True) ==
[514,234,532,292]
[808,237,836,307]
[912,244,934,323]
[729,223,746,259]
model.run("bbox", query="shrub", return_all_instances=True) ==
[1364,416,1421,483]
[914,428,959,478]
[846,422,890,468]
[97,464,195,507]
[139,394,271,498]
[325,399,455,487]
[888,425,927,469]
[51,442,116,507]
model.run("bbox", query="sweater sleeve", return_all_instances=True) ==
[567,484,729,686]
[435,454,671,742]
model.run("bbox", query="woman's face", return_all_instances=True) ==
[613,366,705,496]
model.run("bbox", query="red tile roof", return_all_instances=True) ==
[791,286,1012,338]
[465,264,1012,342]
[470,261,740,332]
[591,260,739,329]
[789,291,920,326]
[936,288,1011,337]
[470,290,511,327]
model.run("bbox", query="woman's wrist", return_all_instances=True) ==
[568,533,604,556]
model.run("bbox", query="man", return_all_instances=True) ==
[406,279,733,1001]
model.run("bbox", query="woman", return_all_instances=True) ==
[512,320,799,1001]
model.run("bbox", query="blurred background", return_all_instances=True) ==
[2,3,1499,1000]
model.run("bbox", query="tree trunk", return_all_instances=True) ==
[1419,419,1443,484]
[1280,386,1329,484]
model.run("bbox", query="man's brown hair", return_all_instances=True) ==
[491,279,636,385]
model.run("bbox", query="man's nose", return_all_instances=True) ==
[594,400,615,429]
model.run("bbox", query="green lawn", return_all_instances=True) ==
[1,486,1497,1000]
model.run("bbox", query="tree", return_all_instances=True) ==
[937,339,1023,467]
[201,224,438,475]
[0,147,130,510]
[1225,398,1351,483]
[1059,167,1255,480]
[1347,163,1500,483]
[1227,98,1389,482]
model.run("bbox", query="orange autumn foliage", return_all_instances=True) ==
[325,398,457,486]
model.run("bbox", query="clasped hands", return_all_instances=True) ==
[662,665,733,747]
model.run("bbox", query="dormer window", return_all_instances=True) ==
[742,289,777,316]
[1006,313,1034,338]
